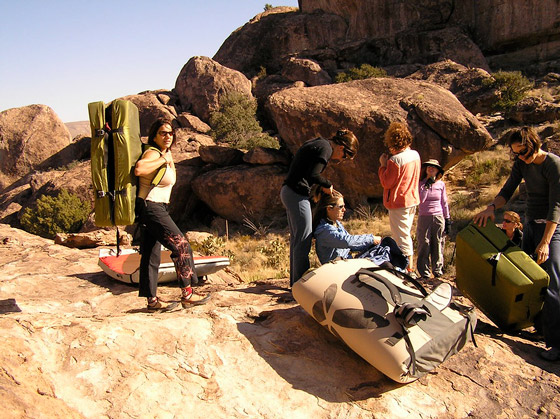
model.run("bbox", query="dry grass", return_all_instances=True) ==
[196,146,517,282]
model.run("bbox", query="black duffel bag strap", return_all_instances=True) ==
[359,266,429,297]
[355,267,434,376]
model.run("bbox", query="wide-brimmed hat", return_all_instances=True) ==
[422,159,444,175]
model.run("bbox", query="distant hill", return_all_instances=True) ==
[65,121,90,138]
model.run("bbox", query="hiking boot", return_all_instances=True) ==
[147,297,164,311]
[181,291,210,307]
[539,347,560,361]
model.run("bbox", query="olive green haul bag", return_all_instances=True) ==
[88,100,142,227]
[456,222,549,331]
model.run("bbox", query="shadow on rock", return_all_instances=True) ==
[0,298,22,314]
[74,272,138,296]
[475,318,560,377]
[237,305,399,402]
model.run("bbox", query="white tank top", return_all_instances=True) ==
[137,151,176,204]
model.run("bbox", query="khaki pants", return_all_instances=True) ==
[388,206,417,258]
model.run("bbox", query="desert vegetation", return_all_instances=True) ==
[20,189,91,239]
[209,92,280,150]
[334,64,387,83]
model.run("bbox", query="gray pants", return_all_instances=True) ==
[280,185,312,286]
[416,214,445,278]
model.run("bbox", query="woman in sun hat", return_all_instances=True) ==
[416,159,450,280]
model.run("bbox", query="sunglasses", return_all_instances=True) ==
[511,147,530,157]
[343,149,356,160]
[503,219,514,224]
[158,130,174,137]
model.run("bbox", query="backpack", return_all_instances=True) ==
[88,100,142,251]
[293,258,477,383]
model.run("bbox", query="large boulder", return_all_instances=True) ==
[407,60,500,114]
[213,8,347,76]
[118,90,178,136]
[300,0,560,73]
[0,105,71,189]
[281,57,332,86]
[191,165,286,223]
[333,26,489,72]
[506,97,560,124]
[175,56,253,123]
[266,77,493,205]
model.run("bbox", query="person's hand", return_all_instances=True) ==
[535,241,550,265]
[473,205,495,227]
[322,185,333,195]
[379,153,388,167]
[373,235,381,245]
[444,219,452,235]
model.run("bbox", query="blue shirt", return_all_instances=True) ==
[314,219,374,264]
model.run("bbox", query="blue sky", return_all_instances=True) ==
[0,1,299,122]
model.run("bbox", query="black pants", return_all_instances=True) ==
[136,198,198,298]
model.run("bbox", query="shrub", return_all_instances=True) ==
[209,92,280,150]
[20,189,91,239]
[484,71,533,110]
[264,3,273,11]
[335,64,387,83]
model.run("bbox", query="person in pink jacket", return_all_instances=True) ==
[378,122,421,274]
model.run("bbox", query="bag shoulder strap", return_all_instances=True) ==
[141,146,167,187]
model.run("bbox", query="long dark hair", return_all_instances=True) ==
[312,188,344,230]
[507,126,541,157]
[147,118,176,150]
[331,129,359,159]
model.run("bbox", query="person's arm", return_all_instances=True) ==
[135,149,171,176]
[535,221,558,264]
[419,179,429,204]
[473,196,507,227]
[474,163,522,226]
[315,222,375,251]
[308,160,332,192]
[378,158,399,189]
[441,182,450,220]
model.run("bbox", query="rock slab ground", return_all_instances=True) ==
[1,224,559,418]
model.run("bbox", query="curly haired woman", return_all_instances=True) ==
[378,122,421,275]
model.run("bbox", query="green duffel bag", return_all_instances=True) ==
[89,100,142,227]
[456,222,549,331]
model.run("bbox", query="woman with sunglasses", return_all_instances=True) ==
[281,129,359,286]
[312,189,407,270]
[474,127,560,361]
[499,210,523,247]
[135,118,210,310]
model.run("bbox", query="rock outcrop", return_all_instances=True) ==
[213,8,347,76]
[175,56,253,123]
[191,165,286,223]
[118,90,179,136]
[0,105,71,189]
[300,0,560,73]
[266,77,492,205]
[1,224,559,418]
[407,60,500,115]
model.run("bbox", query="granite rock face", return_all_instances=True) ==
[0,105,71,188]
[1,224,559,418]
